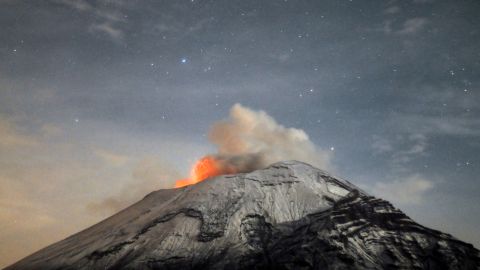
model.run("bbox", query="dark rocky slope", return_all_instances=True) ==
[6,161,479,270]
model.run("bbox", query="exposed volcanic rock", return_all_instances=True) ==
[6,161,480,270]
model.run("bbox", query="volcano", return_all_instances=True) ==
[6,161,479,269]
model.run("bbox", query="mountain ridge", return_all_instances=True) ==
[6,160,480,269]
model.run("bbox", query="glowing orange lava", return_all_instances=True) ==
[174,156,223,188]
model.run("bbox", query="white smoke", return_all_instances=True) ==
[207,103,333,172]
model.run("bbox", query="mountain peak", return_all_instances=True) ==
[7,161,480,269]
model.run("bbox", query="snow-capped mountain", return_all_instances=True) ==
[6,161,479,269]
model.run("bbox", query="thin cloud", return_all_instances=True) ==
[54,0,92,11]
[372,135,394,154]
[153,17,213,40]
[40,124,63,138]
[372,133,428,172]
[391,133,428,166]
[86,157,181,215]
[384,86,480,137]
[372,174,434,205]
[90,22,124,41]
[94,149,129,167]
[398,18,429,34]
[380,17,429,35]
[384,6,401,14]
[0,117,38,148]
[413,0,435,3]
[0,179,57,268]
[394,114,480,136]
[57,0,126,42]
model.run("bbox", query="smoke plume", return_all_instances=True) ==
[91,103,334,212]
[204,103,333,174]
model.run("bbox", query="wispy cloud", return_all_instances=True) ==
[56,0,126,42]
[0,117,38,148]
[372,133,428,172]
[384,85,480,137]
[86,157,180,215]
[372,134,394,154]
[153,17,213,40]
[372,174,434,205]
[380,17,429,35]
[0,177,57,268]
[94,149,129,167]
[391,133,428,166]
[384,6,401,14]
[394,114,480,136]
[54,0,92,11]
[413,0,435,3]
[90,22,124,41]
[397,18,429,34]
[40,123,63,138]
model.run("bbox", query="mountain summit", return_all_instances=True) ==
[6,161,480,269]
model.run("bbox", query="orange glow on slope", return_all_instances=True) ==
[174,156,223,188]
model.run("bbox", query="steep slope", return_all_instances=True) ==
[6,161,480,270]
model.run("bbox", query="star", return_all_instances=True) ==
[330,147,335,151]
[74,118,79,123]
[181,58,187,63]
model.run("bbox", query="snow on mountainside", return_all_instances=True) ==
[6,161,480,270]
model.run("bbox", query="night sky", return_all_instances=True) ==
[1,0,479,267]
